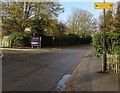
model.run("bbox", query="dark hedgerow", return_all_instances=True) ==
[55,34,80,46]
[9,32,92,47]
[41,34,92,47]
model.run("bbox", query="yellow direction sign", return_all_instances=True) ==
[94,3,113,9]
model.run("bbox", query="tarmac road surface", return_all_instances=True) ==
[2,45,92,91]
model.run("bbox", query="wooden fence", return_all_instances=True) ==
[107,54,120,73]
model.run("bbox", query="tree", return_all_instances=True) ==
[67,8,96,35]
[44,19,59,36]
[90,18,99,33]
[113,1,120,33]
[99,10,114,32]
[1,1,64,35]
[99,1,120,33]
[57,21,68,35]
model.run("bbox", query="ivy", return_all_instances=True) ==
[92,32,120,57]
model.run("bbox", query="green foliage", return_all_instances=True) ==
[113,10,120,33]
[9,32,92,47]
[57,21,67,35]
[41,34,92,47]
[10,32,32,47]
[1,2,64,35]
[99,8,120,33]
[92,32,120,57]
[43,19,59,36]
[56,34,79,46]
[81,34,92,44]
[41,36,53,47]
[99,10,114,32]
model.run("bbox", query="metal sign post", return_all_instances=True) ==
[40,37,42,48]
[79,36,83,45]
[52,36,55,48]
[102,4,107,72]
[94,1,113,72]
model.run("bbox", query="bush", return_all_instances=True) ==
[41,34,92,47]
[10,32,32,47]
[92,32,120,57]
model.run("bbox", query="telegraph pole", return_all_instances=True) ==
[102,0,107,72]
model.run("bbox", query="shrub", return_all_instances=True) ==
[92,32,120,57]
[10,32,32,47]
[41,36,53,47]
[41,34,92,47]
[9,32,92,47]
[80,34,92,44]
[55,34,80,46]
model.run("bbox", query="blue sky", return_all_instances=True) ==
[57,0,118,22]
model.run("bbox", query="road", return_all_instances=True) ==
[2,45,92,91]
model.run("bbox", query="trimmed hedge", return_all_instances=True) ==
[41,36,53,47]
[42,34,92,47]
[9,32,92,47]
[92,32,120,57]
[55,34,80,46]
[80,34,92,44]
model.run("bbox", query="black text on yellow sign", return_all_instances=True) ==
[94,3,113,9]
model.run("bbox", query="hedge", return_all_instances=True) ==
[42,34,92,47]
[92,32,120,57]
[9,32,92,47]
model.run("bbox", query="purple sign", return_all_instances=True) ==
[31,37,40,47]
